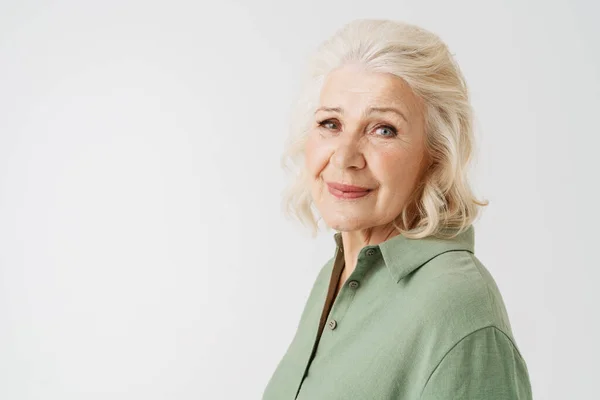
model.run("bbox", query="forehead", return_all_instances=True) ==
[319,66,421,117]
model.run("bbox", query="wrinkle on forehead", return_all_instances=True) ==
[319,66,423,123]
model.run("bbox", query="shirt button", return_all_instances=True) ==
[366,248,376,257]
[348,280,360,289]
[328,319,337,330]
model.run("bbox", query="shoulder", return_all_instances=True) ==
[408,249,517,345]
[404,250,532,396]
[419,325,533,399]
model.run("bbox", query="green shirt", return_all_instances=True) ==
[262,225,532,399]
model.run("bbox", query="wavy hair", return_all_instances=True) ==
[280,19,488,239]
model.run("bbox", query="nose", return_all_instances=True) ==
[330,132,366,170]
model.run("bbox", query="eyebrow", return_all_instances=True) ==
[314,106,408,122]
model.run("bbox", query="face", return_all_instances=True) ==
[305,64,429,235]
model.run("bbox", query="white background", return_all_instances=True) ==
[1,0,598,399]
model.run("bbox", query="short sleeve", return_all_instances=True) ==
[419,326,533,400]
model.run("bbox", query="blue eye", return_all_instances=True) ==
[375,125,398,137]
[317,119,339,130]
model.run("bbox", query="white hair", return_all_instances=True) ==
[280,19,488,239]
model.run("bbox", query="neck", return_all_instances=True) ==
[340,224,399,277]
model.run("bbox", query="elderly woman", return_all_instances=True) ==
[262,19,532,400]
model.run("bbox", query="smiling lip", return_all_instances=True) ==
[326,182,372,192]
[326,182,373,200]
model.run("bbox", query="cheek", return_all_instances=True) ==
[373,149,425,193]
[304,132,330,176]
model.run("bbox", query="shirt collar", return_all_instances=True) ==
[333,225,475,283]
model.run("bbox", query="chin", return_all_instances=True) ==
[322,215,370,232]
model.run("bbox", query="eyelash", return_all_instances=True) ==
[317,119,399,138]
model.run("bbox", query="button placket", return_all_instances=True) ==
[324,278,358,335]
[323,246,378,339]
